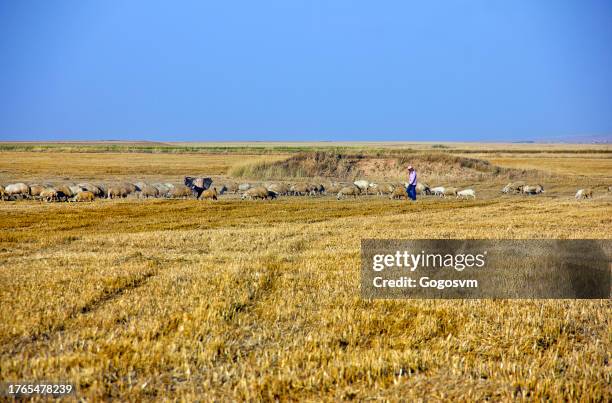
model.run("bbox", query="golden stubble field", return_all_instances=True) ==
[0,148,611,401]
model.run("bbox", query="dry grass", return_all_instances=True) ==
[484,156,612,179]
[0,152,288,183]
[0,149,611,401]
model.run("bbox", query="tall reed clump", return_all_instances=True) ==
[229,152,364,179]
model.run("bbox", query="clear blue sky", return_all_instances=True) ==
[1,0,611,142]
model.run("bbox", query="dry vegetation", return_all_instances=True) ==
[0,145,610,401]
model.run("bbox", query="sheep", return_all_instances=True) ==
[353,180,374,195]
[502,181,526,194]
[416,182,431,195]
[4,183,30,199]
[77,183,104,197]
[40,187,71,202]
[290,183,310,196]
[242,186,275,200]
[133,182,146,192]
[68,184,83,195]
[337,185,360,200]
[430,186,445,197]
[74,191,95,202]
[199,187,218,200]
[522,185,544,195]
[29,184,45,199]
[107,185,128,199]
[575,188,593,200]
[40,188,59,202]
[168,185,194,199]
[443,187,458,197]
[389,186,408,200]
[223,182,239,194]
[56,185,74,199]
[457,189,476,199]
[267,183,290,196]
[238,183,252,192]
[372,183,395,196]
[152,183,172,197]
[307,183,320,196]
[138,184,159,198]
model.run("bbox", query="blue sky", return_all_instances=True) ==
[1,0,611,142]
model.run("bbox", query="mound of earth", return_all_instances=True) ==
[231,152,542,182]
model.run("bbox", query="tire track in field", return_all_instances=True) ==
[0,256,163,355]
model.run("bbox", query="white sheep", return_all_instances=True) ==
[457,189,476,199]
[430,186,445,197]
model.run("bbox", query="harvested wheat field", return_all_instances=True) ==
[0,145,611,401]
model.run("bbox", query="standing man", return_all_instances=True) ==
[406,165,417,201]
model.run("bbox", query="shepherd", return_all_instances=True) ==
[406,165,417,201]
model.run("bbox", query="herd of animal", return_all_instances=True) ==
[0,177,604,202]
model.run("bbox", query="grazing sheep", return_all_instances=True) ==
[29,184,45,199]
[5,183,31,199]
[168,185,194,199]
[307,183,319,196]
[40,188,59,202]
[353,180,374,195]
[94,183,108,195]
[267,183,290,196]
[223,182,239,194]
[290,183,310,196]
[133,182,147,192]
[315,184,326,195]
[122,183,137,195]
[443,187,458,197]
[152,183,172,197]
[200,187,218,200]
[575,188,593,199]
[242,186,274,200]
[107,185,128,199]
[416,182,431,195]
[457,189,476,199]
[337,185,360,199]
[68,185,83,195]
[430,186,445,197]
[502,181,526,194]
[373,183,395,196]
[77,183,103,197]
[139,184,159,198]
[522,185,544,195]
[56,185,74,199]
[389,186,408,200]
[40,187,70,202]
[74,191,95,202]
[239,183,252,192]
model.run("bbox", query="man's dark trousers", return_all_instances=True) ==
[406,185,416,201]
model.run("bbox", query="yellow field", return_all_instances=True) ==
[0,148,610,400]
[478,155,612,179]
[0,152,288,183]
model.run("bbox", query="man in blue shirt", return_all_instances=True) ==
[406,165,417,201]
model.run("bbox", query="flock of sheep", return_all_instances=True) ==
[0,177,603,202]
